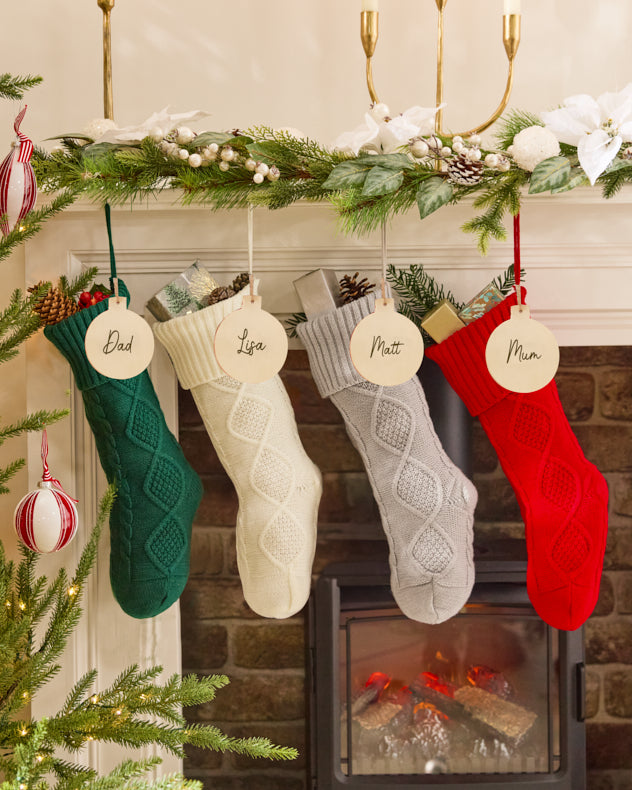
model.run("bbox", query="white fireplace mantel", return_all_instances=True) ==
[23,189,632,775]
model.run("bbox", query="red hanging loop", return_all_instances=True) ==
[40,430,78,502]
[513,212,522,307]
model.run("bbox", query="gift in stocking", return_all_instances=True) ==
[298,295,477,625]
[154,290,322,619]
[44,282,203,619]
[426,292,609,631]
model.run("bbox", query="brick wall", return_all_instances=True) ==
[178,347,632,790]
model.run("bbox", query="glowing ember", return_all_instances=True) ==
[365,671,391,693]
[417,671,455,698]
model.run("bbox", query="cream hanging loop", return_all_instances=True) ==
[380,221,388,304]
[248,204,255,302]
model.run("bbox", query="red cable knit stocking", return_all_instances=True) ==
[426,293,608,630]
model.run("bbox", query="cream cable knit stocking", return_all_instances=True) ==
[298,295,477,624]
[154,291,322,619]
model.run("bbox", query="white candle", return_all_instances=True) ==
[362,0,379,11]
[503,0,521,14]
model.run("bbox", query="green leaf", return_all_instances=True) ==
[551,167,589,193]
[44,133,95,143]
[355,153,414,171]
[82,142,123,157]
[322,160,375,189]
[604,158,632,174]
[528,156,571,194]
[416,177,453,220]
[361,166,404,196]
[192,132,232,147]
[247,141,298,165]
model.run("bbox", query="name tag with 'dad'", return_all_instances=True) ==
[85,298,155,379]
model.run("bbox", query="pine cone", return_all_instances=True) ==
[29,282,78,325]
[339,272,375,304]
[230,272,250,293]
[206,286,236,306]
[447,153,484,185]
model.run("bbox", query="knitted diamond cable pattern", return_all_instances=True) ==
[153,288,322,619]
[426,292,609,631]
[298,295,477,625]
[44,284,203,619]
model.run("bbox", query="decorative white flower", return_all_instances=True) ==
[89,107,210,144]
[511,125,560,172]
[333,104,442,156]
[542,85,632,184]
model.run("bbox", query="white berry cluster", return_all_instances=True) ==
[155,127,280,183]
[508,125,560,172]
[408,133,510,172]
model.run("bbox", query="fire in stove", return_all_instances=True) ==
[346,658,539,775]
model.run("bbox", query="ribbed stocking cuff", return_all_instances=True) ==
[44,281,131,391]
[297,294,375,398]
[154,282,259,390]
[425,292,521,416]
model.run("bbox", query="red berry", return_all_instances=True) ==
[93,291,105,302]
[78,291,92,307]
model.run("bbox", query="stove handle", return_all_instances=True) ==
[576,662,586,722]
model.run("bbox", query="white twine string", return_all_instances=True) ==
[248,204,254,302]
[381,221,387,304]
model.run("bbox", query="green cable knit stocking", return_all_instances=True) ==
[44,282,203,619]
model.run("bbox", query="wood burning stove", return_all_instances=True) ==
[308,558,586,789]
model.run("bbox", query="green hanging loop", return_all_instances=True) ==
[104,203,119,299]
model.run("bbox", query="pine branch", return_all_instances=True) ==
[490,262,527,295]
[0,410,69,447]
[0,73,42,101]
[462,170,527,254]
[285,312,307,338]
[58,267,100,300]
[495,109,543,150]
[0,190,80,266]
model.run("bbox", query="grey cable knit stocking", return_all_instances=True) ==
[298,295,478,624]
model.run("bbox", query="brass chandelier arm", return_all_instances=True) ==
[97,0,115,120]
[366,58,379,105]
[436,14,520,138]
[447,59,515,139]
[361,10,380,105]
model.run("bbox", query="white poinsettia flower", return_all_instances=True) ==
[542,85,632,184]
[333,104,443,156]
[332,112,381,156]
[93,107,210,144]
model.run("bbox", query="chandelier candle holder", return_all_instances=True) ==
[97,0,115,120]
[360,0,522,137]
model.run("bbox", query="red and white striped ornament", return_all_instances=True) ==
[14,431,78,554]
[0,106,37,236]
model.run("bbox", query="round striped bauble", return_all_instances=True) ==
[14,481,78,554]
[0,105,37,237]
[13,430,78,554]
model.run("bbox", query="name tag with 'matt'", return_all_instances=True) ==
[485,305,559,393]
[350,298,424,387]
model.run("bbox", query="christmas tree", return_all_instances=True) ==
[0,74,297,790]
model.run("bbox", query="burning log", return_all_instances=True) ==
[354,701,403,730]
[350,671,391,717]
[454,686,537,743]
[410,681,537,745]
[466,665,514,700]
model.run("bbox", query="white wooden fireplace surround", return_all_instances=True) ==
[23,189,632,775]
